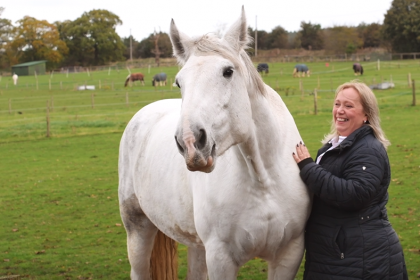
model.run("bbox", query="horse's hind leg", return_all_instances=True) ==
[120,194,158,280]
[187,247,207,280]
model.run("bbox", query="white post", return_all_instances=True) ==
[377,59,380,71]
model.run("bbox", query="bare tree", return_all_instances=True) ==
[151,29,161,67]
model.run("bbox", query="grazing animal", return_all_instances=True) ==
[257,63,269,74]
[353,63,364,75]
[293,64,310,78]
[12,73,18,85]
[118,7,311,280]
[152,72,167,86]
[124,73,145,87]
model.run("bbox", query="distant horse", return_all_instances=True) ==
[124,73,145,87]
[257,63,269,74]
[12,73,18,85]
[119,7,311,280]
[293,64,310,78]
[152,72,167,86]
[353,63,364,75]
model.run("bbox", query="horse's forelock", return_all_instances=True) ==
[186,34,265,96]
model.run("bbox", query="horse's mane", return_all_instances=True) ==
[184,33,266,96]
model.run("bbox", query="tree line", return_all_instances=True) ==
[1,0,419,71]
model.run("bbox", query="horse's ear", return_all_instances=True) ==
[223,6,250,51]
[169,19,191,65]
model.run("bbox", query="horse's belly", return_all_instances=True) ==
[121,99,202,246]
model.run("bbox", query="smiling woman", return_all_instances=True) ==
[293,80,408,280]
[333,87,367,137]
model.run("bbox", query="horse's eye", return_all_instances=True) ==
[223,68,234,78]
[175,80,181,88]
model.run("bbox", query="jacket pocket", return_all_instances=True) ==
[333,226,346,259]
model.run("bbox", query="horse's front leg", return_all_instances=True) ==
[186,246,207,280]
[268,233,305,280]
[205,244,240,280]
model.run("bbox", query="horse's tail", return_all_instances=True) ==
[124,75,130,87]
[150,230,178,279]
[360,66,364,75]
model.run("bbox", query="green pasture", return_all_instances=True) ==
[0,60,419,279]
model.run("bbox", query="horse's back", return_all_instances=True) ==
[153,73,167,81]
[119,99,182,200]
[296,64,308,72]
[119,99,201,245]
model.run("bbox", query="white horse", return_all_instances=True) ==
[119,7,311,280]
[12,73,18,85]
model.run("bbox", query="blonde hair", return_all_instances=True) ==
[322,80,391,149]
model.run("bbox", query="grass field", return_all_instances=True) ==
[0,60,419,279]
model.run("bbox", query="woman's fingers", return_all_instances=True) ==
[293,142,310,163]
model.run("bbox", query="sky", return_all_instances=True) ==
[2,0,393,41]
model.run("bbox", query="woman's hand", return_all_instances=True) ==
[293,142,311,163]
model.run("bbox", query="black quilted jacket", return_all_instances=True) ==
[298,125,408,280]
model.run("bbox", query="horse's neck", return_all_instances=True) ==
[239,86,301,186]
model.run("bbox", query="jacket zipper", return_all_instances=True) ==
[341,252,344,259]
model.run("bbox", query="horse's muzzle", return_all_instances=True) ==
[175,128,216,173]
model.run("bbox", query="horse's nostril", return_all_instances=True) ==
[197,129,207,150]
[174,136,184,153]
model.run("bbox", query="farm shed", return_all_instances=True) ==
[11,60,47,76]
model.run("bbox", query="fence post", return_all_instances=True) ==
[412,79,416,106]
[46,100,50,138]
[408,73,412,88]
[91,93,95,109]
[313,89,318,115]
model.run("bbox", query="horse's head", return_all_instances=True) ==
[170,7,265,173]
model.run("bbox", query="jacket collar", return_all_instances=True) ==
[338,125,373,149]
[320,125,373,154]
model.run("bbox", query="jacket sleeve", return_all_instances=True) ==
[298,147,388,211]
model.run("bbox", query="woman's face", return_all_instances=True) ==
[333,87,367,136]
